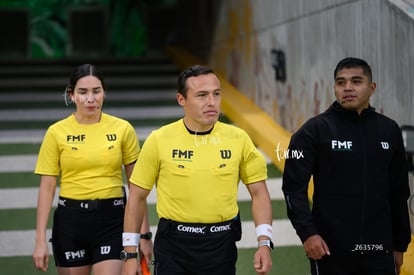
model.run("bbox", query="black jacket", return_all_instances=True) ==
[282,101,411,255]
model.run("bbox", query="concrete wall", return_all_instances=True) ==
[205,0,414,132]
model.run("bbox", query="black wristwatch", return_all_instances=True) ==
[141,232,152,240]
[258,239,274,251]
[120,250,138,261]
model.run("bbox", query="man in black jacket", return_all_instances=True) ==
[282,57,411,275]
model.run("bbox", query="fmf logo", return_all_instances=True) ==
[331,140,352,151]
[67,134,86,143]
[172,149,194,159]
[65,249,86,261]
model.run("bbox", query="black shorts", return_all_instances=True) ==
[153,216,241,275]
[310,254,397,275]
[50,197,125,267]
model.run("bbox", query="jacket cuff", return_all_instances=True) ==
[298,226,319,243]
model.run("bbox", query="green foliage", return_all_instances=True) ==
[110,0,147,56]
[0,0,147,58]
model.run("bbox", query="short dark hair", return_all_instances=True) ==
[334,57,373,82]
[177,65,214,97]
[67,64,105,93]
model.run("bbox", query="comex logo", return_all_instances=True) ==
[177,223,232,234]
[178,225,206,234]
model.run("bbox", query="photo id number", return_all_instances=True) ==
[351,243,383,252]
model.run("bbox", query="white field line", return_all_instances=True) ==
[0,178,283,209]
[0,126,159,144]
[0,220,301,257]
[0,106,183,121]
[0,149,273,173]
[0,177,301,255]
[0,90,177,102]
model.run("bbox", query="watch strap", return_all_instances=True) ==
[141,231,152,240]
[120,250,138,261]
[258,239,274,251]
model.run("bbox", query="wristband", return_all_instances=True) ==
[141,231,152,240]
[256,224,273,240]
[122,232,140,247]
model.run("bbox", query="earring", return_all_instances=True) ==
[63,87,74,106]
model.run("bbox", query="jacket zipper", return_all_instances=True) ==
[359,114,368,254]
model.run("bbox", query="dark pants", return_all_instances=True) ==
[51,197,125,267]
[153,218,240,275]
[310,254,396,275]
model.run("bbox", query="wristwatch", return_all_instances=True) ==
[258,239,274,251]
[120,250,138,261]
[141,232,152,240]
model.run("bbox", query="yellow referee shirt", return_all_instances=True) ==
[35,113,139,200]
[130,119,267,223]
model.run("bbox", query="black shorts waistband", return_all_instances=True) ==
[58,196,124,212]
[158,217,238,237]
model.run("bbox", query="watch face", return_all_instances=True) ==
[120,250,127,260]
[120,250,137,261]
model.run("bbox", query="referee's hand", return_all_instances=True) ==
[33,240,49,272]
[254,246,272,274]
[122,258,141,275]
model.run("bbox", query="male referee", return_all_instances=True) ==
[121,65,273,275]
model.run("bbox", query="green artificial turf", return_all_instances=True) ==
[0,246,310,275]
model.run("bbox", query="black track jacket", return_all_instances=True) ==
[282,101,411,256]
